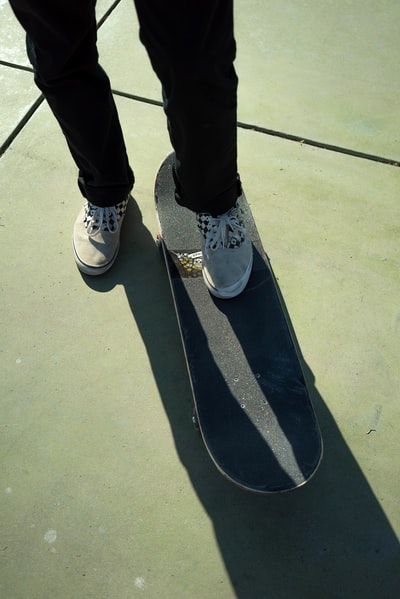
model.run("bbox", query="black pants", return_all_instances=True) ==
[9,0,239,215]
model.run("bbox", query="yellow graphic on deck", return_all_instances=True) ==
[172,251,203,277]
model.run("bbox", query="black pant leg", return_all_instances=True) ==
[134,0,239,215]
[9,0,134,206]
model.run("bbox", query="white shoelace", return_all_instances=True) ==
[85,204,119,235]
[203,207,245,258]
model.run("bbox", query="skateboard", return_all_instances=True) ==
[155,153,322,493]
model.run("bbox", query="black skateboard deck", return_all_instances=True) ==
[155,153,322,493]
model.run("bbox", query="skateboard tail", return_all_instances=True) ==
[192,384,323,494]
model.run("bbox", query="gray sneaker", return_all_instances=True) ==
[196,198,253,299]
[72,197,129,275]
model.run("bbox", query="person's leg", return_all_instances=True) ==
[134,0,239,216]
[9,0,133,274]
[135,0,252,298]
[9,0,134,206]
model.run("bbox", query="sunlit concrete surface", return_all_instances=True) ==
[1,1,399,597]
